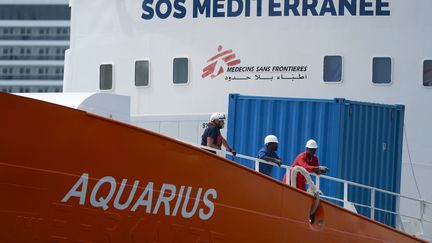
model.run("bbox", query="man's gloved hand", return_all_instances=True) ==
[318,166,329,174]
[274,159,282,166]
[228,148,237,156]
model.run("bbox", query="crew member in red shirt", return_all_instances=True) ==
[286,139,328,191]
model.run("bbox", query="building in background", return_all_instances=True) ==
[0,0,69,93]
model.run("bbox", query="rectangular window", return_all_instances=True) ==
[135,60,149,86]
[323,55,342,82]
[423,60,432,87]
[173,57,189,84]
[99,64,113,90]
[372,57,391,84]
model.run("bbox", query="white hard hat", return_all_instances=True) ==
[306,139,318,149]
[210,112,226,121]
[264,135,279,144]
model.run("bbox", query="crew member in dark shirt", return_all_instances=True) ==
[201,112,236,155]
[257,135,282,176]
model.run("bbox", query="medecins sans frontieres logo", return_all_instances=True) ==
[202,45,241,79]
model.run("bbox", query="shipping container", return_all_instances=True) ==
[227,94,404,227]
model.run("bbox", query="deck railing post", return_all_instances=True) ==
[420,200,426,225]
[255,160,260,172]
[343,182,348,208]
[285,167,291,185]
[396,195,404,231]
[371,189,375,220]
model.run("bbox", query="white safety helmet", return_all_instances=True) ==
[210,112,226,121]
[306,139,318,149]
[264,135,279,145]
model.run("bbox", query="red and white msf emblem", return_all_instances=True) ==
[202,45,241,79]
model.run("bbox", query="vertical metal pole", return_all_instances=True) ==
[371,189,375,220]
[343,182,348,208]
[316,175,320,191]
[255,160,260,172]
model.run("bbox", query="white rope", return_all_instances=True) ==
[290,166,322,195]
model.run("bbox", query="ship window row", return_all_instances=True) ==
[0,86,62,93]
[0,27,70,40]
[323,56,432,87]
[0,66,63,80]
[99,57,432,90]
[0,5,70,20]
[0,46,68,60]
[99,58,189,90]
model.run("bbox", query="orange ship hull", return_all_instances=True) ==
[0,93,425,242]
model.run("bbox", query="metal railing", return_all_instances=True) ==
[199,145,432,237]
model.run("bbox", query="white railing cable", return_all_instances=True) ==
[319,195,432,225]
